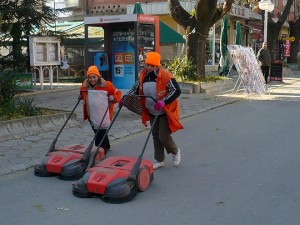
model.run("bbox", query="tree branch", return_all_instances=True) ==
[211,0,234,25]
[269,0,294,28]
[168,0,194,29]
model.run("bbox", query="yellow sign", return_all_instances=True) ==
[282,36,295,42]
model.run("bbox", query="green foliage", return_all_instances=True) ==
[16,98,41,116]
[0,96,42,121]
[0,70,41,121]
[0,70,17,104]
[165,56,225,83]
[165,56,199,82]
[0,0,62,71]
[0,101,18,120]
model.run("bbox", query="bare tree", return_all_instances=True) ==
[267,0,294,61]
[168,0,234,79]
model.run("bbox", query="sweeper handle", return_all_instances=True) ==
[47,99,81,154]
[85,103,124,171]
[128,95,158,182]
[80,102,112,164]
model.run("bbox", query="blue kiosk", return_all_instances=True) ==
[84,14,160,89]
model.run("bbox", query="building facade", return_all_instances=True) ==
[4,0,296,80]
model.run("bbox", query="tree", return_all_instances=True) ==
[0,0,58,71]
[267,0,294,61]
[288,9,300,63]
[168,0,235,79]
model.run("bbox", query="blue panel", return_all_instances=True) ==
[111,30,136,89]
[94,52,109,72]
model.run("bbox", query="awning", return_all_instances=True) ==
[159,21,185,44]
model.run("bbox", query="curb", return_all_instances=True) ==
[0,112,80,142]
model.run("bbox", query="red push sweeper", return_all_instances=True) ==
[72,95,157,203]
[34,99,109,180]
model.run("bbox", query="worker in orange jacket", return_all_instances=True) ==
[79,65,122,153]
[125,52,183,170]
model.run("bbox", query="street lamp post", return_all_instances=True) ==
[258,0,275,43]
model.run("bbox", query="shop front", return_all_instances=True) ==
[205,4,262,71]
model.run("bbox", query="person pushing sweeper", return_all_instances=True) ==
[78,65,122,154]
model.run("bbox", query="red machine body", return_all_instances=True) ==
[36,144,105,175]
[86,156,153,195]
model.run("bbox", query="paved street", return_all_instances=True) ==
[0,71,300,225]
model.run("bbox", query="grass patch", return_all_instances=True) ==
[0,105,60,122]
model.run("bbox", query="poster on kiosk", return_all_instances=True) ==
[111,30,136,89]
[84,14,159,90]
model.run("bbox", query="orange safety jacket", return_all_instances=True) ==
[138,69,183,133]
[80,78,122,121]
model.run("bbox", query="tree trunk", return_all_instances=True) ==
[267,22,281,62]
[186,33,206,79]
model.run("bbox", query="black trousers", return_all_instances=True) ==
[261,66,270,83]
[92,127,110,153]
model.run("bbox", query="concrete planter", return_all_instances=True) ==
[178,82,200,94]
[178,78,234,94]
[200,78,234,94]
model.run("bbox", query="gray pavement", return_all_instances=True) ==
[1,69,300,176]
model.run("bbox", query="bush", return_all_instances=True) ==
[0,70,17,104]
[165,56,225,83]
[0,70,41,121]
[165,55,199,82]
[16,98,41,116]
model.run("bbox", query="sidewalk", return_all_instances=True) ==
[0,69,299,176]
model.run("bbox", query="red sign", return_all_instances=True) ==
[284,40,291,57]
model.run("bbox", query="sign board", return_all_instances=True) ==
[29,36,61,66]
[284,40,291,57]
[84,14,138,25]
[230,4,250,19]
[270,63,283,81]
[15,73,33,90]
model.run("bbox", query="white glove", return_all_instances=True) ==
[108,95,115,103]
